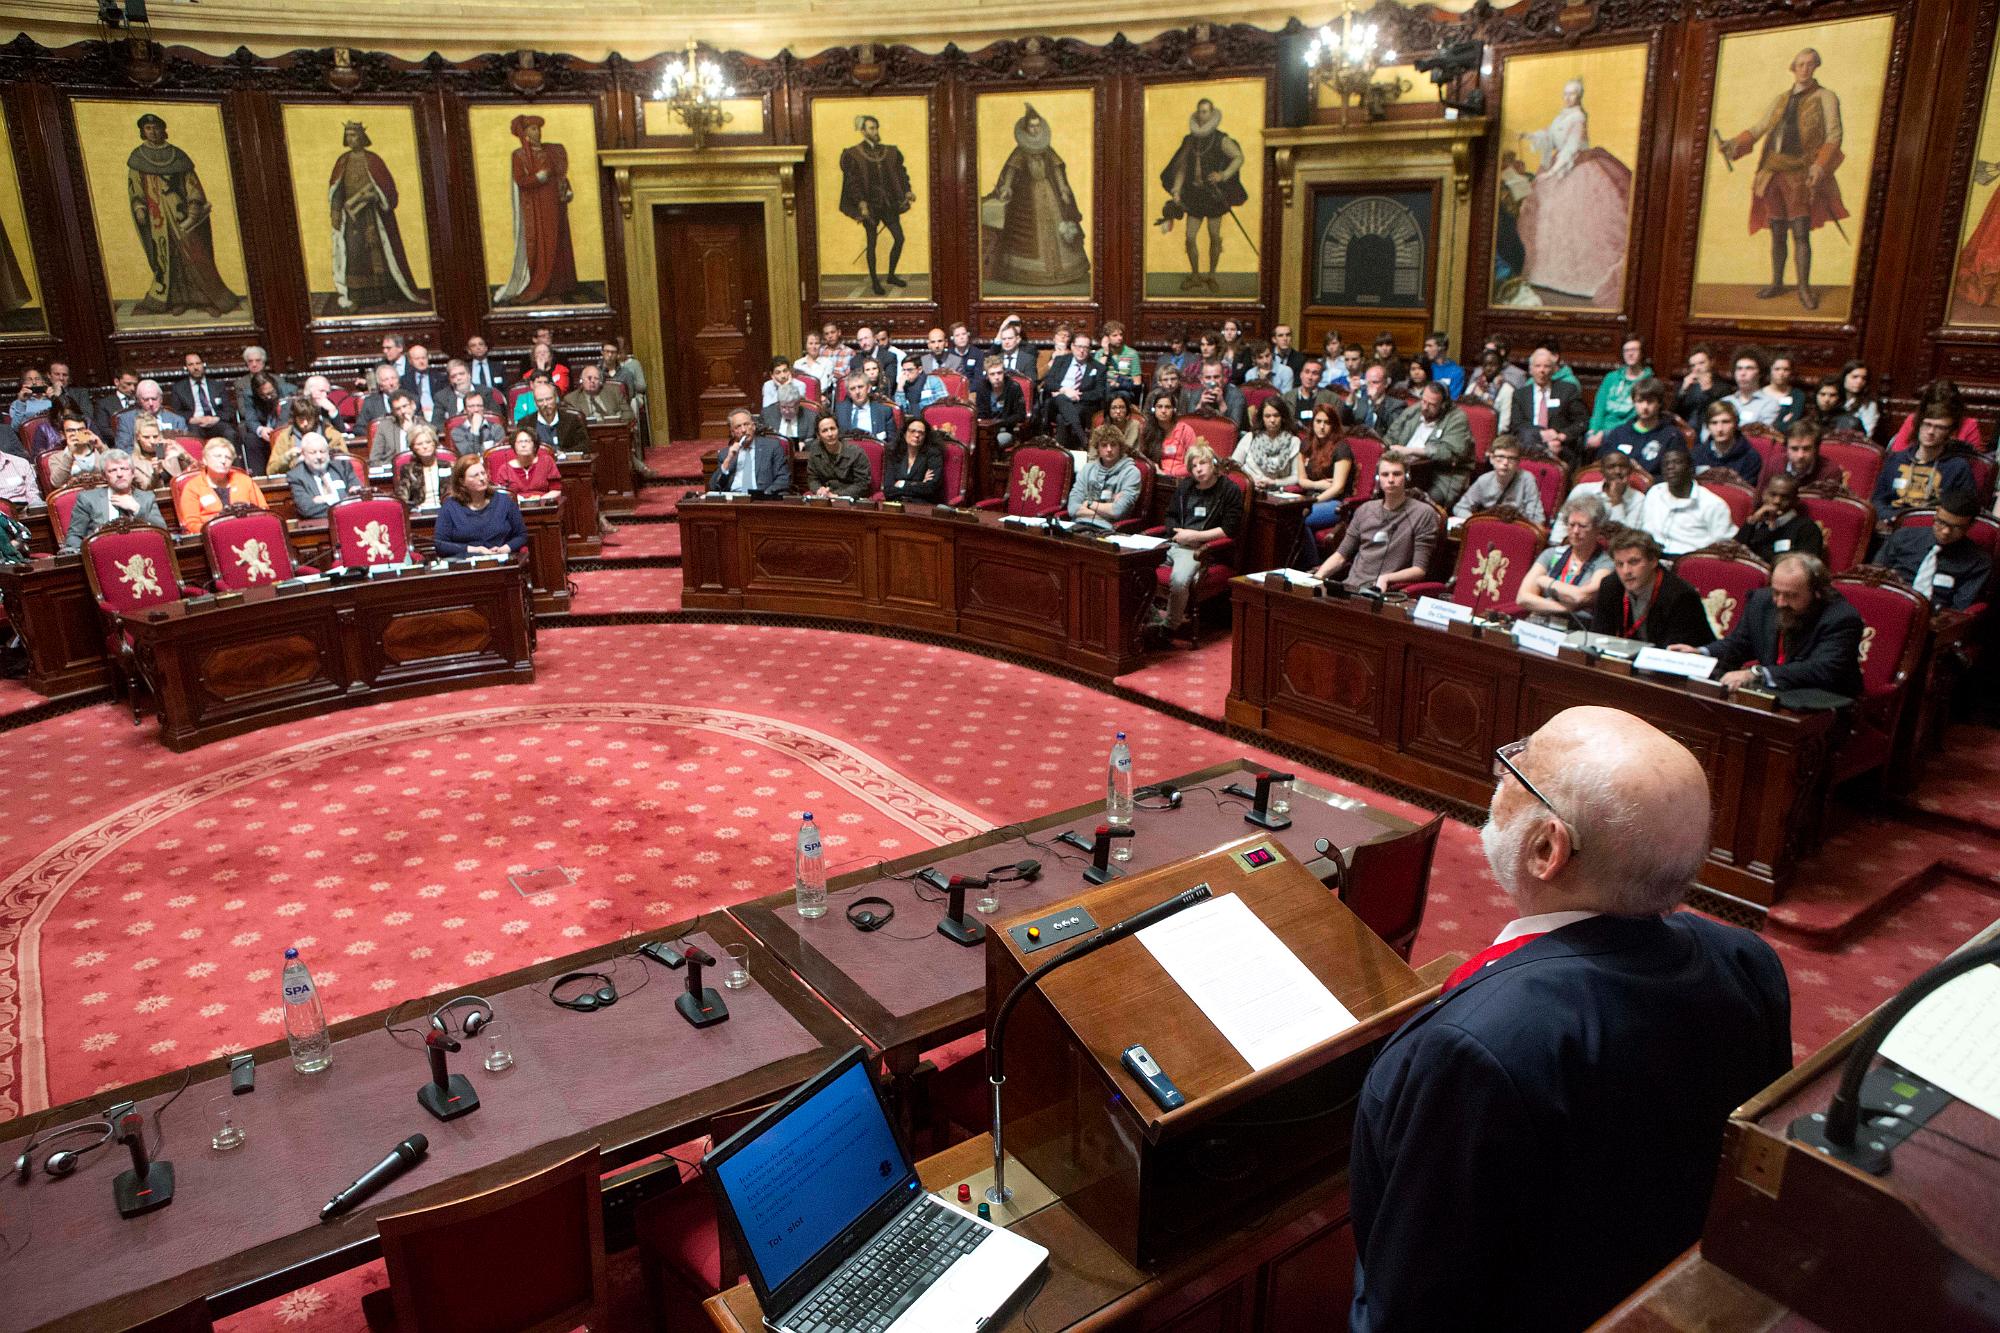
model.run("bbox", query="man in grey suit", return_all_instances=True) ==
[285,433,365,520]
[708,408,790,497]
[1384,383,1477,508]
[760,388,820,444]
[449,393,507,456]
[232,344,296,409]
[61,450,164,553]
[114,380,189,452]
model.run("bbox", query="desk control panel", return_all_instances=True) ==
[1009,906,1099,955]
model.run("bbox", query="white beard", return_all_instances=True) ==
[1480,798,1533,904]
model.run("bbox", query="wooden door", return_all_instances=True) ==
[654,203,770,441]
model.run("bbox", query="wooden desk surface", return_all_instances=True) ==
[0,913,853,1333]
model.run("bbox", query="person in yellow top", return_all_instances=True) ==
[174,437,268,533]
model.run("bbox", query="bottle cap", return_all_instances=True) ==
[284,947,299,959]
[803,811,814,821]
[1116,731,1126,740]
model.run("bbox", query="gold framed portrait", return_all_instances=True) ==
[1142,77,1266,302]
[0,104,45,338]
[280,102,435,322]
[467,102,608,310]
[809,94,932,303]
[1949,38,2000,329]
[976,88,1095,301]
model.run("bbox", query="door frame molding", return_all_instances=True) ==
[601,145,808,446]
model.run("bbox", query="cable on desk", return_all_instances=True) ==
[1862,1105,2000,1166]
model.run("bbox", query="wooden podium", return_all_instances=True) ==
[983,834,1429,1270]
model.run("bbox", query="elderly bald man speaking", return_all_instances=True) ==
[1348,707,1791,1333]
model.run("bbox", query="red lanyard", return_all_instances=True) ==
[1557,550,1588,585]
[1622,571,1663,636]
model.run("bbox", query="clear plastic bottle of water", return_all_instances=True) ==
[1106,732,1135,861]
[795,812,828,918]
[280,947,332,1074]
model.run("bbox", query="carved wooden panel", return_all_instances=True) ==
[880,528,947,609]
[1273,628,1385,740]
[958,549,1063,624]
[1402,642,1504,779]
[196,632,327,699]
[747,531,860,588]
[379,607,495,663]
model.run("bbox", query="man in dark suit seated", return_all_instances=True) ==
[449,393,507,457]
[1686,551,1864,696]
[1591,528,1714,647]
[1514,347,1589,463]
[760,388,820,444]
[94,370,141,439]
[523,380,588,455]
[1183,359,1246,430]
[974,363,1027,449]
[832,374,895,444]
[355,362,404,432]
[708,408,789,497]
[113,380,189,452]
[170,353,234,447]
[1340,363,1401,436]
[1876,488,1992,613]
[1038,330,1108,447]
[463,336,510,401]
[400,344,450,428]
[285,432,365,520]
[988,320,1036,380]
[1349,705,1791,1333]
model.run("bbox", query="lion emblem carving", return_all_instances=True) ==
[114,553,162,600]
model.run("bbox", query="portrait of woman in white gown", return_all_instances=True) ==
[1503,78,1633,308]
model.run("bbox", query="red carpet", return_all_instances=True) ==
[598,521,682,559]
[569,566,684,612]
[1905,724,2000,835]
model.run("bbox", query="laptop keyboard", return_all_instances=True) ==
[790,1202,988,1333]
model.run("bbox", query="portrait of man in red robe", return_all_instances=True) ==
[328,120,424,313]
[495,114,579,307]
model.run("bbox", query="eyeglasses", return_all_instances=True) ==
[1493,739,1582,852]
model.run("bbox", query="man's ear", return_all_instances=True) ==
[1528,815,1575,883]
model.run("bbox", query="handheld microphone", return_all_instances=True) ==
[678,946,729,1029]
[320,1134,429,1222]
[938,874,988,947]
[113,1112,174,1218]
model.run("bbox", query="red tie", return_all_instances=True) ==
[1441,932,1546,992]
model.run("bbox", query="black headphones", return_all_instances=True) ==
[846,897,896,932]
[1134,783,1184,811]
[429,995,495,1039]
[13,1119,116,1183]
[550,971,619,1012]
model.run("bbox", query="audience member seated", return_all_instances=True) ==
[852,325,900,383]
[1153,362,1188,413]
[1762,351,1808,431]
[1404,360,1433,394]
[1876,488,1991,613]
[1318,331,1350,389]
[793,331,836,394]
[60,450,163,553]
[1684,552,1862,695]
[1588,336,1652,449]
[761,358,801,408]
[0,439,36,505]
[296,374,351,433]
[286,432,364,520]
[1299,404,1355,540]
[439,359,478,418]
[50,409,149,489]
[355,362,403,430]
[938,322,983,378]
[1233,398,1302,492]
[1830,360,1881,439]
[367,391,424,467]
[1512,348,1587,463]
[1641,445,1735,556]
[974,363,1027,450]
[91,369,139,439]
[833,374,895,444]
[1459,348,1516,435]
[378,331,409,380]
[393,425,452,509]
[1516,494,1615,628]
[1562,451,1645,538]
[401,344,448,427]
[1141,392,1199,478]
[113,379,187,451]
[821,321,853,380]
[1597,378,1678,477]
[1673,344,1725,428]
[1386,382,1475,509]
[432,454,528,558]
[1097,321,1144,402]
[1038,331,1108,447]
[1313,453,1437,594]
[1152,443,1243,631]
[1420,331,1464,399]
[1348,706,1788,1333]
[171,352,234,447]
[522,340,568,394]
[761,386,819,443]
[1369,331,1407,391]
[1187,359,1248,429]
[175,438,266,533]
[8,364,51,430]
[1453,438,1544,526]
[1241,339,1293,393]
[1342,363,1401,436]
[894,356,948,421]
[524,379,588,453]
[129,415,196,481]
[489,426,562,501]
[1778,420,1843,497]
[710,409,789,497]
[882,417,946,504]
[1285,357,1338,422]
[600,338,647,418]
[1692,400,1763,487]
[268,398,347,475]
[1717,345,1781,436]
[806,415,872,499]
[1067,426,1144,532]
[48,357,91,416]
[238,371,288,463]
[988,320,1036,380]
[450,394,508,456]
[563,363,630,422]
[1873,392,1977,524]
[1735,474,1825,564]
[1592,528,1714,646]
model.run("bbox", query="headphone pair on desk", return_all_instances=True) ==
[14,1118,116,1182]
[845,857,1048,933]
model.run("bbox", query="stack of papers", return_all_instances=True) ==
[1103,533,1170,551]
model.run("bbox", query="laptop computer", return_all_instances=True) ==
[705,1046,1048,1333]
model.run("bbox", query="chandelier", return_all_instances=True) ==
[654,37,735,148]
[1303,2,1409,125]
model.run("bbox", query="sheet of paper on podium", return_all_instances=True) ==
[1879,960,2000,1123]
[1138,893,1357,1071]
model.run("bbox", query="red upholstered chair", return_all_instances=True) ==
[1831,572,1931,786]
[1967,451,1998,507]
[327,494,413,568]
[443,414,468,438]
[1241,384,1278,421]
[1741,424,1786,486]
[362,1146,605,1333]
[1819,436,1883,499]
[80,519,202,722]
[1008,371,1035,415]
[1116,455,1157,533]
[922,402,976,453]
[1317,433,1387,556]
[936,371,969,400]
[797,376,822,404]
[328,388,360,419]
[506,383,536,415]
[1151,469,1253,628]
[1459,401,1497,463]
[1180,413,1240,459]
[0,497,10,518]
[1403,511,1545,616]
[484,446,512,469]
[1800,494,1874,573]
[851,437,885,495]
[204,504,298,590]
[1520,457,1568,519]
[1572,464,1650,493]
[1334,814,1445,962]
[937,438,970,506]
[46,483,88,548]
[976,445,1072,517]
[1675,545,1770,638]
[1699,474,1756,527]
[368,417,394,454]
[24,417,61,457]
[32,449,58,495]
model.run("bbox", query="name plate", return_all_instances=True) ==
[1412,596,1472,630]
[1633,646,1718,680]
[1513,620,1566,658]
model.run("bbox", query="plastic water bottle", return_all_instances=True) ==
[795,812,828,918]
[1106,732,1135,861]
[280,947,332,1074]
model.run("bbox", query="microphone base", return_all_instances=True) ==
[677,988,730,1028]
[114,1161,175,1218]
[937,914,986,947]
[1241,808,1293,832]
[1083,862,1122,885]
[417,1073,481,1121]
[1788,1110,1890,1175]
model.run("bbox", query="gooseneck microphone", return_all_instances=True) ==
[985,883,1214,1204]
[937,874,989,947]
[1222,771,1294,831]
[321,1134,430,1221]
[678,946,729,1029]
[416,1028,481,1121]
[113,1112,174,1218]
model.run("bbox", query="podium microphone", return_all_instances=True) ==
[678,946,729,1029]
[1059,825,1134,884]
[985,882,1213,1204]
[1222,771,1293,831]
[113,1112,174,1218]
[418,1028,480,1121]
[321,1134,429,1222]
[937,875,988,947]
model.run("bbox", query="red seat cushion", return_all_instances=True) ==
[1676,552,1770,638]
[1699,477,1755,527]
[205,509,298,590]
[1799,494,1873,572]
[637,1186,724,1293]
[1446,514,1544,616]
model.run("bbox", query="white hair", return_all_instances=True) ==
[1563,78,1584,98]
[136,378,161,395]
[1542,748,1709,915]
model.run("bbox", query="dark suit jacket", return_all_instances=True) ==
[524,408,589,455]
[758,403,821,443]
[285,457,364,520]
[56,387,93,420]
[1342,391,1402,436]
[400,368,452,428]
[1350,913,1791,1333]
[1039,355,1108,416]
[1591,567,1715,648]
[833,397,896,443]
[988,345,1037,380]
[1878,526,1993,612]
[356,391,401,431]
[974,377,1026,429]
[1512,378,1589,456]
[94,393,139,438]
[1705,587,1865,696]
[463,357,511,398]
[170,377,233,426]
[708,435,791,497]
